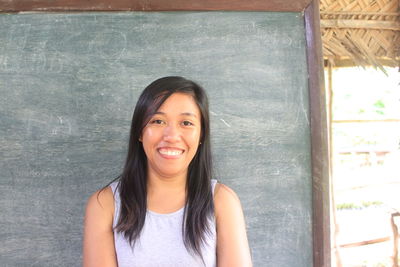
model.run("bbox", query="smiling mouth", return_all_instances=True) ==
[158,148,184,156]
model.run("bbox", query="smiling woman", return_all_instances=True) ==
[83,76,252,267]
[141,93,202,182]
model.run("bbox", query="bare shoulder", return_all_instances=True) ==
[83,185,117,267]
[214,183,241,202]
[85,185,115,219]
[213,183,252,266]
[214,183,242,218]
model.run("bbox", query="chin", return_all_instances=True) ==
[158,168,187,178]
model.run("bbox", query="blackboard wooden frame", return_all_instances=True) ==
[1,0,312,12]
[0,0,330,266]
[304,1,331,266]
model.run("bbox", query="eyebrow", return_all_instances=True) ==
[181,112,198,118]
[154,111,198,118]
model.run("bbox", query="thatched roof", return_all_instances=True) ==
[320,0,400,69]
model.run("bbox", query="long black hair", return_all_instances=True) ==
[114,76,214,259]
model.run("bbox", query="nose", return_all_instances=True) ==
[163,124,181,143]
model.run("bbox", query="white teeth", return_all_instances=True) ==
[159,149,183,156]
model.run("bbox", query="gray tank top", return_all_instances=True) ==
[110,179,217,267]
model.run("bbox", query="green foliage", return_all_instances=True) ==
[336,201,383,210]
[373,100,385,115]
[361,201,383,208]
[373,100,385,108]
[337,203,358,210]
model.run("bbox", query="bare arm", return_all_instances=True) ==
[83,186,117,267]
[214,184,252,267]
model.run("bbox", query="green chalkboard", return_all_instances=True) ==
[0,12,312,266]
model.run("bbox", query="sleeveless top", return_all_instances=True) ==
[110,179,217,267]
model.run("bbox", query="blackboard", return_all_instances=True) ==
[0,12,313,266]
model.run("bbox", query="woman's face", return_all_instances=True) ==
[141,93,202,180]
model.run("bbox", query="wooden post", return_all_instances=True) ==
[391,212,400,267]
[305,0,331,266]
[327,63,343,267]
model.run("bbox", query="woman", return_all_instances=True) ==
[83,76,252,267]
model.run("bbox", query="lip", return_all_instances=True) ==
[157,147,185,159]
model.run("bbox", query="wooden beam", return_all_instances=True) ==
[305,0,331,266]
[340,236,391,248]
[324,58,399,68]
[0,0,312,12]
[321,19,400,31]
[320,11,399,16]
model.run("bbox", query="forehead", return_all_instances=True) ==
[157,93,200,116]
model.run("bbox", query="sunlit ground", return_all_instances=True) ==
[328,66,400,267]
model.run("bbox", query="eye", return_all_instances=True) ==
[150,119,164,125]
[182,120,194,126]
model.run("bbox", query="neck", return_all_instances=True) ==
[147,170,187,193]
[146,170,188,213]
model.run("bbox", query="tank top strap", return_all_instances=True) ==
[211,179,218,196]
[109,180,120,228]
[110,181,120,200]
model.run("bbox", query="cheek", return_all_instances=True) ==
[142,127,157,141]
[187,129,201,144]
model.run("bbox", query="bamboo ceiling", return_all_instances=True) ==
[320,0,400,69]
